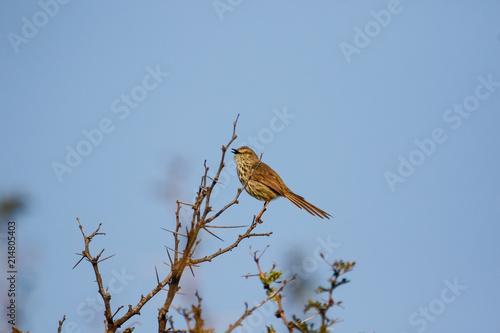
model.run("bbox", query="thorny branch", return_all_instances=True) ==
[70,114,273,333]
[74,217,174,333]
[75,218,115,330]
[12,115,356,333]
[157,114,275,332]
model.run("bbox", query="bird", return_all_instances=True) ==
[232,146,331,220]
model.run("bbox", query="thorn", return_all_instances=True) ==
[257,245,270,260]
[188,264,195,278]
[72,256,85,270]
[97,254,115,263]
[165,246,183,255]
[205,224,248,229]
[202,227,224,242]
[207,175,224,185]
[161,227,188,237]
[166,248,173,265]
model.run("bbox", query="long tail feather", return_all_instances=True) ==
[285,191,332,219]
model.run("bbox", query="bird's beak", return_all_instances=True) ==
[231,148,239,154]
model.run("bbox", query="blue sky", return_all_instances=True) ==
[1,1,499,332]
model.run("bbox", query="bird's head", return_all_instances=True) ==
[232,146,259,163]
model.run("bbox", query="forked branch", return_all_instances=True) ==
[71,115,275,333]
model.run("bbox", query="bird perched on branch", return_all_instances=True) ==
[232,146,331,221]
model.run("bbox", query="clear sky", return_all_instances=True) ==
[1,1,499,332]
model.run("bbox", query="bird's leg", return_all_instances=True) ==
[256,201,270,223]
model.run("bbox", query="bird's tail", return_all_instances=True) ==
[284,191,332,219]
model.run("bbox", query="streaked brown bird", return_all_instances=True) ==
[232,146,331,220]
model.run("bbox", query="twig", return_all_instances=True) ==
[75,218,114,330]
[204,187,245,224]
[225,280,291,333]
[75,217,176,333]
[250,247,294,332]
[112,306,124,319]
[200,115,240,223]
[57,315,66,333]
[191,219,272,265]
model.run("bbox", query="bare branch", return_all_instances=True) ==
[74,218,114,330]
[74,115,289,333]
[158,114,241,331]
[204,187,245,224]
[200,115,239,223]
[191,219,272,265]
[114,271,173,328]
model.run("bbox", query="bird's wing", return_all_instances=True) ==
[250,162,287,196]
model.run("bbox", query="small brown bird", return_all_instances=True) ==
[232,146,331,220]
